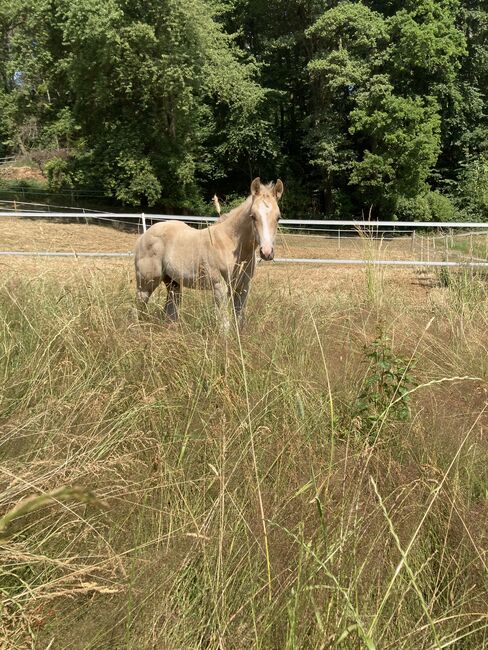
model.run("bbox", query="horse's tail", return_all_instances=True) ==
[213,194,221,217]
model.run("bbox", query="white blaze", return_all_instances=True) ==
[258,201,273,251]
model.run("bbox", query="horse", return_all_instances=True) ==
[134,177,284,329]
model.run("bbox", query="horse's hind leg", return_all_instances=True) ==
[135,261,162,319]
[163,277,181,322]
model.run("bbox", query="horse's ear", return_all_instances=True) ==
[274,179,284,201]
[251,177,261,196]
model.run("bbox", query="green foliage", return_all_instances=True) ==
[0,0,486,214]
[306,0,467,217]
[458,155,488,219]
[1,0,272,207]
[394,191,457,221]
[106,155,162,207]
[394,195,431,222]
[350,87,441,204]
[426,190,457,221]
[354,334,417,440]
[387,0,466,89]
[45,157,80,191]
[277,178,315,220]
[306,3,390,211]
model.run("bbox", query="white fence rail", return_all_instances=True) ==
[1,250,487,269]
[1,210,488,229]
[1,210,488,268]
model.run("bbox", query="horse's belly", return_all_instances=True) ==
[164,255,214,289]
[181,271,213,290]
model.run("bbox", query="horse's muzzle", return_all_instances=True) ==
[259,247,274,261]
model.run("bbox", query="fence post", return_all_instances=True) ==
[338,227,341,250]
[411,229,416,253]
[142,212,147,233]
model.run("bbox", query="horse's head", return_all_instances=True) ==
[249,177,284,261]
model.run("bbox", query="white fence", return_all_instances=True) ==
[2,210,488,230]
[1,210,488,268]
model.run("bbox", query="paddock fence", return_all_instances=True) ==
[1,208,488,268]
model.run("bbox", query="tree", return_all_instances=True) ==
[1,0,274,207]
[306,2,390,214]
[0,0,486,218]
[306,0,466,217]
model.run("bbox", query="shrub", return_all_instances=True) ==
[353,334,417,442]
[426,190,457,222]
[394,194,430,221]
[458,155,488,220]
[394,191,457,221]
[45,157,79,190]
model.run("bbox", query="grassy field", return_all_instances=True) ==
[1,221,488,649]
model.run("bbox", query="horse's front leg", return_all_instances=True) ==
[232,260,254,329]
[164,278,181,322]
[233,278,250,329]
[213,280,231,333]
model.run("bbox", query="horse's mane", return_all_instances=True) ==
[217,195,253,223]
[216,182,276,223]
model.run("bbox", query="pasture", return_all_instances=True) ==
[1,218,488,649]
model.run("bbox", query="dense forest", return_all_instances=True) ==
[0,0,487,219]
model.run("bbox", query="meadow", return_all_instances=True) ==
[1,221,487,649]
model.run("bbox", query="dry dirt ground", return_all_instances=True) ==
[0,165,45,182]
[0,217,446,308]
[0,216,137,253]
[0,216,464,259]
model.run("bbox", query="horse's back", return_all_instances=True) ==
[136,220,193,249]
[135,221,197,260]
[135,220,218,287]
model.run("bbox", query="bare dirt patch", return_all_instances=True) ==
[0,165,46,182]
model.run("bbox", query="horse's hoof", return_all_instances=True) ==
[131,307,142,322]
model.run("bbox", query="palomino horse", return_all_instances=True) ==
[134,177,284,329]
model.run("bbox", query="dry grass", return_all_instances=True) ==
[0,220,488,649]
[0,217,137,253]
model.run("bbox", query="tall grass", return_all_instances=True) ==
[0,264,487,649]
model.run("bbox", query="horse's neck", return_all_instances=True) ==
[216,196,256,257]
